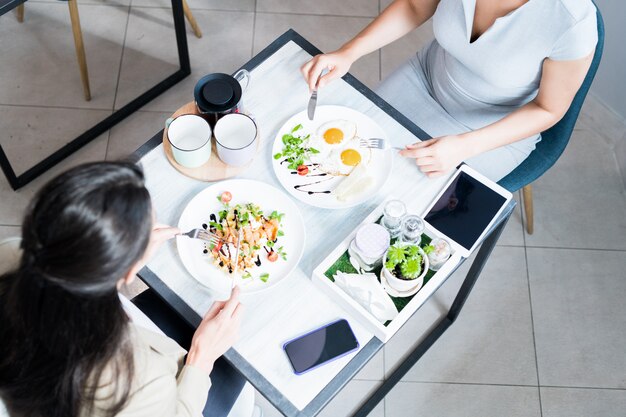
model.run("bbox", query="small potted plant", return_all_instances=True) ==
[382,243,430,293]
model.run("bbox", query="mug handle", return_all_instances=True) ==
[165,117,175,128]
[234,69,251,92]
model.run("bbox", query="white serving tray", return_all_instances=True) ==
[312,199,463,342]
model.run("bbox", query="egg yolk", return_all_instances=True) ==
[340,149,362,166]
[323,128,344,144]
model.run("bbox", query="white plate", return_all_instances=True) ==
[176,179,306,295]
[271,105,393,209]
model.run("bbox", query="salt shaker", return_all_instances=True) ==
[348,223,390,271]
[399,215,425,245]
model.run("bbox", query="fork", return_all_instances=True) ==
[181,228,224,247]
[359,138,405,151]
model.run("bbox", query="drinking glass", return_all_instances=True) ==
[381,200,406,238]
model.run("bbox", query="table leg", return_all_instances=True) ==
[351,209,513,417]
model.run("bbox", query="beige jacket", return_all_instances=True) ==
[0,239,211,417]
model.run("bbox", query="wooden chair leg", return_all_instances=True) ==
[522,184,534,235]
[68,0,91,101]
[182,0,202,38]
[16,4,24,23]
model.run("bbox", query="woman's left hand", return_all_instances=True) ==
[141,224,180,265]
[399,135,471,178]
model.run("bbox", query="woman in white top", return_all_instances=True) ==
[302,0,598,181]
[0,162,246,417]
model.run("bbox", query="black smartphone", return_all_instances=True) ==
[283,319,359,375]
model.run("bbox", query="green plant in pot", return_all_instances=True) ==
[383,243,430,293]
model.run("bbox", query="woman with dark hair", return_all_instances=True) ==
[0,161,251,417]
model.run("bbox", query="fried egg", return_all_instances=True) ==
[315,120,357,145]
[309,134,371,176]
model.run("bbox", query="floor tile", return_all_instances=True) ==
[385,382,541,417]
[380,19,434,81]
[255,380,385,417]
[0,105,111,176]
[131,0,255,12]
[524,129,626,250]
[106,110,171,161]
[28,0,130,5]
[528,248,626,388]
[354,346,385,381]
[0,132,108,226]
[253,13,380,89]
[385,246,538,386]
[0,226,21,240]
[578,95,626,149]
[498,191,525,246]
[541,387,626,417]
[0,2,128,109]
[120,276,149,299]
[257,0,379,17]
[115,8,254,112]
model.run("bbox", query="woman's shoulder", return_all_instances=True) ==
[554,0,597,25]
[128,325,185,378]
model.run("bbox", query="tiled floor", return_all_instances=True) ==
[1,1,626,416]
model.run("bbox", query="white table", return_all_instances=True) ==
[134,30,515,417]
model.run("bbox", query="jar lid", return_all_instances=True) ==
[194,73,242,113]
[354,223,390,259]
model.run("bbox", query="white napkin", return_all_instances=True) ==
[333,271,398,323]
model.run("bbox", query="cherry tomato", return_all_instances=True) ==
[213,241,223,253]
[267,251,278,262]
[296,165,309,176]
[220,191,232,203]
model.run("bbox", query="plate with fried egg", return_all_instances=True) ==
[271,105,393,209]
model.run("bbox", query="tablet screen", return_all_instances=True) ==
[424,171,507,251]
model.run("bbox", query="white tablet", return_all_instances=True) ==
[421,164,513,258]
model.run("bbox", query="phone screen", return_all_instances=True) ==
[284,319,359,374]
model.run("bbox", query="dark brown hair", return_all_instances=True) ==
[0,161,153,417]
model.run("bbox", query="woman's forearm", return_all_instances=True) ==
[461,101,562,158]
[340,0,438,61]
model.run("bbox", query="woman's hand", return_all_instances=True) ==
[399,135,472,178]
[140,223,180,266]
[300,49,356,92]
[186,287,243,374]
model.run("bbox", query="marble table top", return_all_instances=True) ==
[138,30,460,416]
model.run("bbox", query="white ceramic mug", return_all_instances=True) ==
[214,113,258,167]
[166,115,212,168]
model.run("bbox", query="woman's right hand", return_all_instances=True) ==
[186,287,243,374]
[300,49,356,92]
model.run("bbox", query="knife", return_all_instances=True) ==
[231,228,242,289]
[307,73,322,120]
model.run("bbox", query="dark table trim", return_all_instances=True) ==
[0,0,190,190]
[134,29,512,417]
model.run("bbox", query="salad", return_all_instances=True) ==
[203,191,287,283]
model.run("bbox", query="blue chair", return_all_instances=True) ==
[498,5,605,234]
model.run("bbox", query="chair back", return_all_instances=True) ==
[498,5,605,192]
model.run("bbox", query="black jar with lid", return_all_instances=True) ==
[194,71,249,127]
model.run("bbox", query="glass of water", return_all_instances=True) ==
[381,200,406,238]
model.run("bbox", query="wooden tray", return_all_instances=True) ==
[162,102,258,182]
